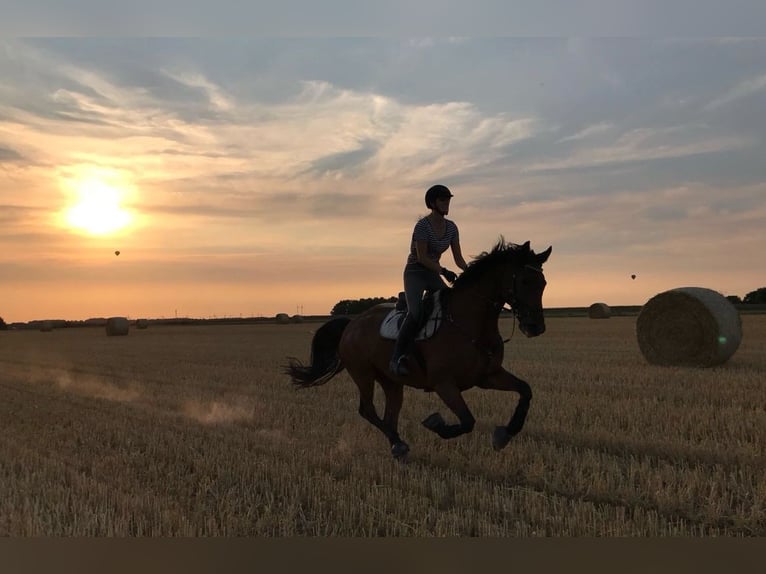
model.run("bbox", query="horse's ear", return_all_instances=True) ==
[536,245,552,265]
[522,240,531,251]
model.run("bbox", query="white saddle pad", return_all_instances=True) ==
[379,291,444,341]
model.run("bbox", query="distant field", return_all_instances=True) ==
[0,316,764,536]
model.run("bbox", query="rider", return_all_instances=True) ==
[389,184,468,376]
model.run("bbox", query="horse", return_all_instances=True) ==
[284,238,552,460]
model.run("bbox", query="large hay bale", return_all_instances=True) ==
[291,315,305,324]
[106,316,130,336]
[636,287,742,367]
[588,302,612,319]
[275,313,290,324]
[135,319,149,329]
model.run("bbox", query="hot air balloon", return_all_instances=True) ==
[115,250,120,256]
[631,274,636,280]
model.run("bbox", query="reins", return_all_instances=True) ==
[504,312,517,343]
[445,263,542,354]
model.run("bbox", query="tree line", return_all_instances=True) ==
[726,287,766,305]
[330,297,398,316]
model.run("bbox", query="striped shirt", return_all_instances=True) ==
[406,216,459,265]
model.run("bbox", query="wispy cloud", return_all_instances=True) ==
[2,53,542,207]
[704,72,766,110]
[0,149,24,171]
[526,125,752,173]
[556,122,613,143]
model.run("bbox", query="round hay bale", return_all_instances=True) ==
[135,319,149,329]
[588,302,612,319]
[275,313,290,324]
[39,321,54,332]
[106,316,130,336]
[291,314,304,324]
[636,287,742,367]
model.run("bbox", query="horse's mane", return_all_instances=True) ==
[452,237,533,290]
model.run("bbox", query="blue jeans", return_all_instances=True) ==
[403,262,446,322]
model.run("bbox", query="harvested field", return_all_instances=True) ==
[0,316,764,536]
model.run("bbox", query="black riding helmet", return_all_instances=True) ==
[424,184,453,209]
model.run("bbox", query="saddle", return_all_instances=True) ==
[379,290,446,341]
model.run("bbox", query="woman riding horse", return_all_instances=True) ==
[390,184,468,377]
[285,238,552,460]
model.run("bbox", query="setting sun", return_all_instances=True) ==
[63,174,134,235]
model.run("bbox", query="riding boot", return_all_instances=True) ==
[389,314,419,376]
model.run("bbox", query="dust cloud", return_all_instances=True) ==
[182,400,254,425]
[53,370,140,403]
[6,363,140,403]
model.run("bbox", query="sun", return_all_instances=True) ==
[63,175,134,235]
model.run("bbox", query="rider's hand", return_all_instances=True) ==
[441,268,458,283]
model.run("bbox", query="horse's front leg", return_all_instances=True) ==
[422,382,476,439]
[477,369,532,451]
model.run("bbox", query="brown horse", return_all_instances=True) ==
[284,238,552,460]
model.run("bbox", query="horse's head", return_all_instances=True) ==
[452,238,552,337]
[504,241,552,338]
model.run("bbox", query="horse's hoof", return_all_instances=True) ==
[391,441,410,461]
[422,412,445,431]
[492,426,512,451]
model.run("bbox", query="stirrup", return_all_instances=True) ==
[389,355,410,376]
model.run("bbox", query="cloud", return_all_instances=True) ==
[525,125,753,173]
[138,189,373,221]
[0,204,48,227]
[0,145,24,162]
[704,72,766,110]
[301,139,381,177]
[159,68,235,112]
[556,122,614,143]
[1,45,543,225]
[408,38,435,49]
[485,181,766,263]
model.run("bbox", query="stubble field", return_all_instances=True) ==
[0,315,764,536]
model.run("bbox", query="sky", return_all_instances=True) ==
[1,35,765,322]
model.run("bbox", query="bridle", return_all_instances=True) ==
[503,264,544,322]
[471,263,542,315]
[495,264,544,342]
[445,263,544,351]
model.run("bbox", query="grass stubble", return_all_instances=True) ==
[0,316,763,536]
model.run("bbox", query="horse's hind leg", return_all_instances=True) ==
[422,382,476,439]
[347,365,409,460]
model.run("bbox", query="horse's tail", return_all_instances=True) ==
[284,316,352,388]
